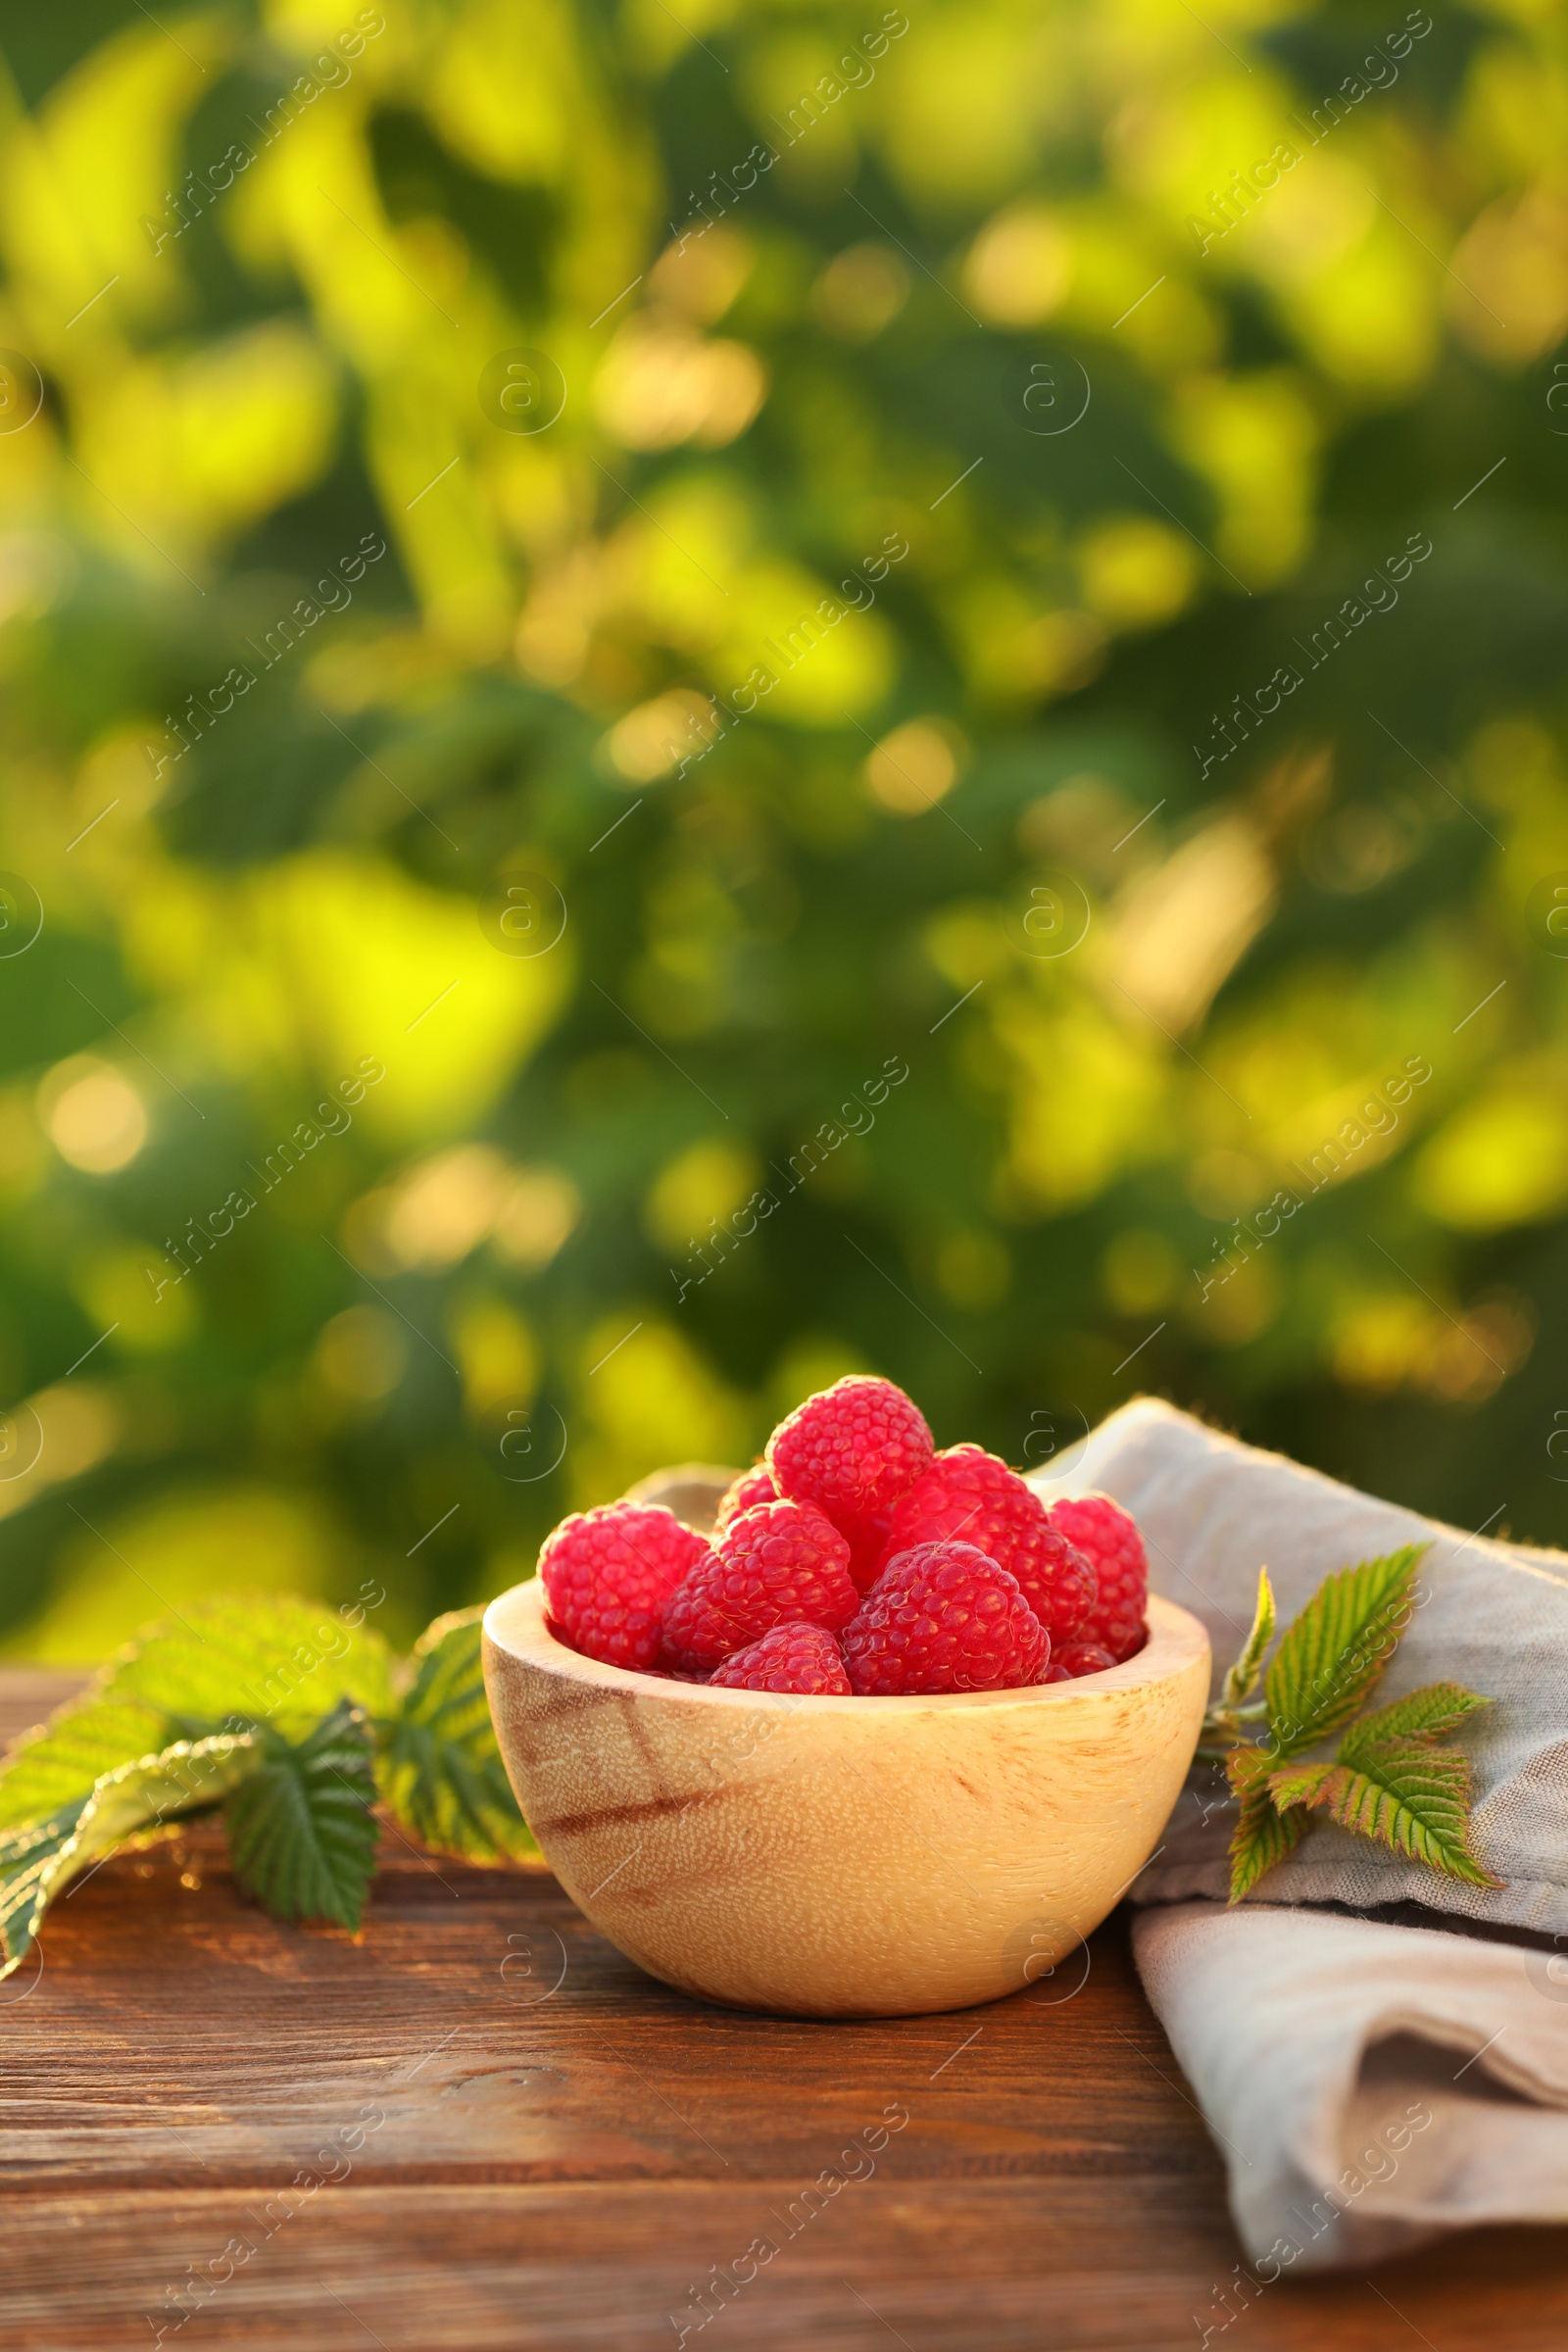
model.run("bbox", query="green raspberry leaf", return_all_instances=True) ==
[108,1592,395,1740]
[1266,1757,1340,1812]
[224,1701,379,1932]
[378,1608,539,1867]
[1225,1742,1306,1903]
[0,1696,171,1830]
[1346,1681,1492,1746]
[0,1594,394,1832]
[1263,1544,1427,1759]
[1269,1734,1503,1889]
[1220,1566,1276,1712]
[1,1734,260,1979]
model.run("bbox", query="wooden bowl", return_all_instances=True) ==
[483,1476,1209,2019]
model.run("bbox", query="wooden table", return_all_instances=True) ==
[3,1670,1565,2350]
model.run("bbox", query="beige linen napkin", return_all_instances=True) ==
[1136,1902,1568,2276]
[1047,1398,1568,2269]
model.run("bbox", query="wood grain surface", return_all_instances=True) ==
[2,1670,1566,2350]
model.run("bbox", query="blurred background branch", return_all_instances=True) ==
[0,0,1564,1658]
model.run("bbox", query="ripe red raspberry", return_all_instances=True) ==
[662,1499,858,1670]
[839,1506,895,1593]
[1045,1639,1118,1683]
[540,1502,711,1671]
[714,1461,777,1533]
[766,1375,933,1525]
[879,1445,1097,1640]
[710,1623,852,1694]
[841,1541,1048,1694]
[1045,1494,1148,1662]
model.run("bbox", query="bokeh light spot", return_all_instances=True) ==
[39,1060,147,1174]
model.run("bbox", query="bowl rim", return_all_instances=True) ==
[483,1580,1209,1716]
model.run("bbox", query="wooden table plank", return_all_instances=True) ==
[0,1671,85,1749]
[2,1675,1566,2348]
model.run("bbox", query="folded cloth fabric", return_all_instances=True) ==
[1048,1397,1568,2269]
[1135,1902,1568,2276]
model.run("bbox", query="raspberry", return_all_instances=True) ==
[1045,1639,1118,1683]
[839,1506,895,1594]
[841,1541,1048,1694]
[767,1375,933,1524]
[714,1462,778,1533]
[1045,1494,1148,1662]
[879,1445,1097,1641]
[662,1499,858,1670]
[710,1623,852,1695]
[540,1502,711,1670]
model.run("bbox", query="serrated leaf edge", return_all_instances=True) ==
[223,1700,379,1933]
[1221,1566,1276,1711]
[1342,1681,1493,1751]
[1225,1744,1307,1903]
[1270,1742,1503,1889]
[1263,1544,1427,1758]
[377,1612,537,1869]
[1,1733,260,1979]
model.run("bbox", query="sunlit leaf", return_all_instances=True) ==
[0,1735,259,1979]
[1269,1740,1501,1890]
[1264,1546,1427,1759]
[1225,1741,1306,1905]
[224,1701,378,1932]
[1220,1565,1276,1711]
[0,1595,394,1832]
[0,1696,170,1831]
[378,1607,538,1867]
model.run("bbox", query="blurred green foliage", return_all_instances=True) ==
[1,0,1567,1660]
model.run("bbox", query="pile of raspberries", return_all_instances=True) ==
[538,1375,1148,1696]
